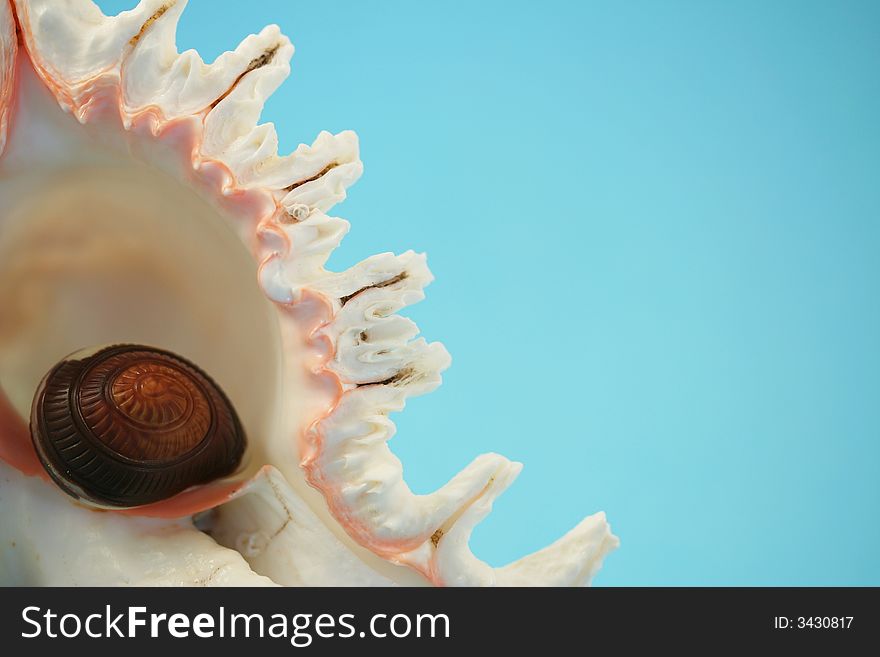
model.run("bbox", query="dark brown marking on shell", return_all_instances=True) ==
[209,44,280,110]
[129,3,172,47]
[283,162,340,193]
[30,345,246,508]
[355,366,416,389]
[339,271,408,307]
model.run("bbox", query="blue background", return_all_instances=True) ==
[96,0,880,585]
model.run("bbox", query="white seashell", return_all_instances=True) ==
[0,458,275,586]
[0,0,618,586]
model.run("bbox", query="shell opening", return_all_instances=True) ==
[0,144,282,486]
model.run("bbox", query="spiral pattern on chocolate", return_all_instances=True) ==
[29,344,246,508]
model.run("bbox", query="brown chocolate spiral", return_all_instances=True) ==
[30,344,246,508]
